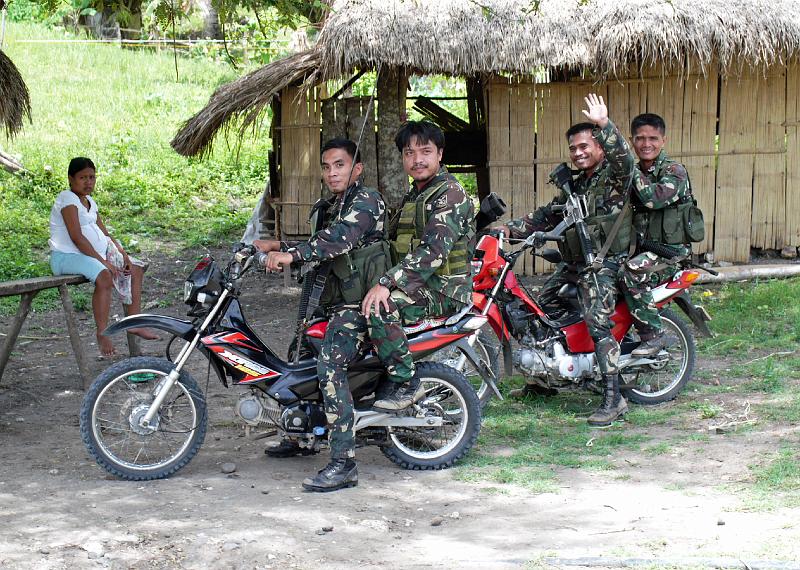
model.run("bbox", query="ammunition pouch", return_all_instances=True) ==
[644,198,705,244]
[327,241,392,305]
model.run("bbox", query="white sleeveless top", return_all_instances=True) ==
[49,190,107,257]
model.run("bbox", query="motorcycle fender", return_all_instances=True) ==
[453,337,503,400]
[103,314,196,341]
[672,292,714,338]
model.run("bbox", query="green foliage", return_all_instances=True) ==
[744,448,800,510]
[0,22,268,284]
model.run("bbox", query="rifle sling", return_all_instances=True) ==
[593,197,630,268]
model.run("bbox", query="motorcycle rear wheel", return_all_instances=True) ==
[381,362,481,470]
[620,308,696,405]
[80,357,207,481]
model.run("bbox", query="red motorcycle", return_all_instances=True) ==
[464,231,712,406]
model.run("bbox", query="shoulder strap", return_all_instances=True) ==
[592,196,631,270]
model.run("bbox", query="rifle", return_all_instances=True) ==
[546,163,597,267]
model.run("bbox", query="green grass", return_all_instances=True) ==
[696,279,800,356]
[741,448,800,510]
[0,22,269,289]
[455,386,651,491]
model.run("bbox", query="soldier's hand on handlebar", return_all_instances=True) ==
[489,225,510,237]
[530,231,547,249]
[265,251,293,272]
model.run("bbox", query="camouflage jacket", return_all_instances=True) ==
[507,119,636,239]
[386,167,475,304]
[633,150,691,210]
[285,181,386,262]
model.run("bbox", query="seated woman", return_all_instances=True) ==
[49,157,158,357]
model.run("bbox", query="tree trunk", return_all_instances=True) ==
[196,0,221,39]
[377,67,408,210]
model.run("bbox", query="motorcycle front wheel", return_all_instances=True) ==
[381,362,481,470]
[79,356,207,481]
[620,308,696,405]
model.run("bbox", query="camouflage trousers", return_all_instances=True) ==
[367,288,464,384]
[317,308,367,460]
[539,262,622,375]
[619,246,689,339]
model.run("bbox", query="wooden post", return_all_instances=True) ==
[58,284,91,389]
[377,67,408,209]
[0,291,37,384]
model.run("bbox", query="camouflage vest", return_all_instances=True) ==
[323,185,391,305]
[634,153,704,245]
[392,179,473,275]
[558,165,633,264]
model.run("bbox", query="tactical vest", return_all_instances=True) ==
[316,186,391,306]
[559,191,634,264]
[633,159,704,245]
[392,179,473,276]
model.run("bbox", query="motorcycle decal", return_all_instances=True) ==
[201,331,261,352]
[207,346,280,381]
[403,317,449,334]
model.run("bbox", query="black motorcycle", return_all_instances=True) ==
[79,246,486,481]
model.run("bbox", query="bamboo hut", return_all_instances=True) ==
[173,0,800,271]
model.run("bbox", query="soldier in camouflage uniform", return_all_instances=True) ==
[256,137,387,492]
[499,94,636,427]
[622,113,693,356]
[361,120,475,411]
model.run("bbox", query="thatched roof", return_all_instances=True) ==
[318,0,800,77]
[173,0,800,157]
[171,49,321,157]
[0,49,32,139]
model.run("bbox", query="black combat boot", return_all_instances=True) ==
[302,458,358,492]
[508,383,558,399]
[265,439,317,458]
[372,375,424,411]
[587,374,628,427]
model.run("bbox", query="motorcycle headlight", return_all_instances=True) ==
[183,280,194,303]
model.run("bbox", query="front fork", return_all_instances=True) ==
[452,247,514,400]
[140,289,231,428]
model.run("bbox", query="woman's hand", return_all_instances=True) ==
[121,251,132,275]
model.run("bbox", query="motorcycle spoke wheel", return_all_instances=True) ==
[381,362,481,470]
[621,308,696,405]
[80,357,207,480]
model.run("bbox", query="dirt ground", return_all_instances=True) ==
[1,247,799,570]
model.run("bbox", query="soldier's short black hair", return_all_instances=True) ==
[565,122,595,141]
[321,137,362,163]
[68,157,95,177]
[631,113,666,136]
[394,120,445,152]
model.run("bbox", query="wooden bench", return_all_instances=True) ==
[0,275,141,389]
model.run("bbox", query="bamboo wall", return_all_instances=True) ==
[487,63,799,273]
[278,85,322,237]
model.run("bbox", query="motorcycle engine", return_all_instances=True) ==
[280,403,327,435]
[234,391,281,427]
[514,337,595,383]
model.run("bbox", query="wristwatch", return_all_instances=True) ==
[378,276,393,289]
